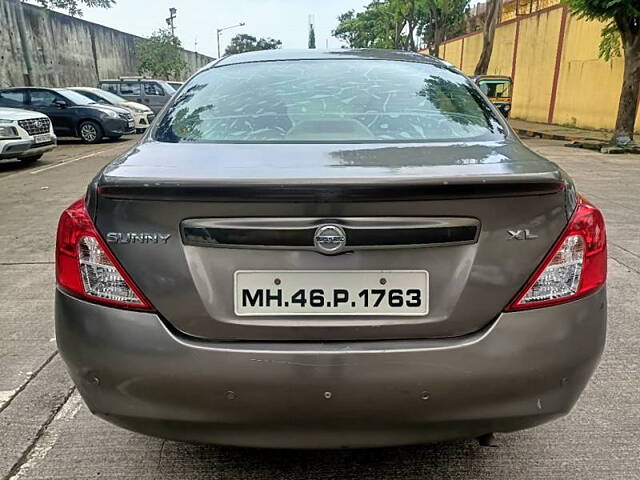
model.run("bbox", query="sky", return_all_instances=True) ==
[74,0,371,58]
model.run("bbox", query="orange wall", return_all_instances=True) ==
[437,6,640,132]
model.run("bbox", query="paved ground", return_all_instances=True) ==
[0,136,638,479]
[509,119,616,143]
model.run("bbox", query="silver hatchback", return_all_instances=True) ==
[55,50,606,449]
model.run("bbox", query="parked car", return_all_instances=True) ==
[56,50,607,449]
[98,77,176,114]
[167,81,184,90]
[0,88,135,144]
[0,105,56,163]
[69,87,155,133]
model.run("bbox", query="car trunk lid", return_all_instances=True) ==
[91,140,572,341]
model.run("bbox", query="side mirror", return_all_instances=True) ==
[54,100,68,108]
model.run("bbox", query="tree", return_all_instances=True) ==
[562,0,640,143]
[420,0,470,57]
[333,0,469,54]
[474,0,501,75]
[224,34,282,55]
[309,23,316,49]
[135,29,187,80]
[29,0,115,16]
[333,0,425,50]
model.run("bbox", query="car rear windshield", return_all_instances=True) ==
[154,59,505,144]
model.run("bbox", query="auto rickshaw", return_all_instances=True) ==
[473,75,513,118]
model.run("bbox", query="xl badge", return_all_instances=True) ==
[314,225,346,254]
[508,229,538,240]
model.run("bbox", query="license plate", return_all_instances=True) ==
[128,121,135,128]
[235,270,428,316]
[33,134,50,144]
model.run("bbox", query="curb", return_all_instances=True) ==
[512,127,590,143]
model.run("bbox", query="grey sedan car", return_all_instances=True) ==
[55,49,607,449]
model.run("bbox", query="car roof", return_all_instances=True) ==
[214,48,445,68]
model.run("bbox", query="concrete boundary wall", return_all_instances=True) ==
[0,0,214,88]
[440,5,640,132]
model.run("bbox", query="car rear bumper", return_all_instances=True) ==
[56,287,606,449]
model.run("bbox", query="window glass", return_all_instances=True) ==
[143,82,164,96]
[0,91,26,107]
[119,82,141,96]
[155,60,505,144]
[30,90,60,107]
[101,82,120,94]
[57,90,96,105]
[158,81,176,94]
[93,90,126,104]
[74,90,101,103]
[479,80,511,99]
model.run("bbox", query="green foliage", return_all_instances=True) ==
[333,1,414,49]
[309,24,316,49]
[420,0,470,55]
[562,0,638,60]
[135,29,187,80]
[224,34,282,55]
[599,21,622,61]
[333,0,469,54]
[561,0,640,22]
[30,0,115,16]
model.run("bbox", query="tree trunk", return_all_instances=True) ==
[474,0,501,76]
[613,16,640,143]
[407,22,416,51]
[430,19,444,58]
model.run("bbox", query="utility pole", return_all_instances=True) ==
[166,7,177,36]
[216,22,245,58]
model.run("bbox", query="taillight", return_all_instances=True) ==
[505,196,606,311]
[56,198,154,311]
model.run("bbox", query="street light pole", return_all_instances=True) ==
[216,22,245,58]
[166,7,177,36]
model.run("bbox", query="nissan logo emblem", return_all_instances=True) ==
[314,225,347,255]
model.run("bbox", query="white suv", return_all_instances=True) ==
[0,107,57,163]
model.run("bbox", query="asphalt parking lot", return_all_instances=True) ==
[0,136,638,479]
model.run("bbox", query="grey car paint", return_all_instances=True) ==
[56,287,605,448]
[90,140,574,341]
[57,49,605,448]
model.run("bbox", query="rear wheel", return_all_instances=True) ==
[19,154,43,163]
[79,121,103,144]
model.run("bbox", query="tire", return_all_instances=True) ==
[135,128,145,134]
[19,154,43,164]
[79,121,103,144]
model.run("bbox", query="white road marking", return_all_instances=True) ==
[0,146,119,181]
[0,389,17,409]
[8,392,83,480]
[28,149,112,175]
